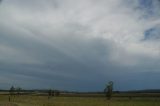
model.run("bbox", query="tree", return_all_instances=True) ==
[55,90,60,96]
[48,89,52,96]
[9,86,15,96]
[48,89,54,99]
[52,90,55,96]
[16,87,22,95]
[104,81,113,100]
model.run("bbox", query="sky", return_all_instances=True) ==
[0,0,160,91]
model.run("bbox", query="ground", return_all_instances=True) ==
[0,95,160,106]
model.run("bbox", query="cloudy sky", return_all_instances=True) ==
[0,0,160,91]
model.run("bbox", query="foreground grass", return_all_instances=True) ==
[0,95,160,106]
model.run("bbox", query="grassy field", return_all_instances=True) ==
[0,95,160,106]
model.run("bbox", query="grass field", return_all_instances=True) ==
[0,94,160,106]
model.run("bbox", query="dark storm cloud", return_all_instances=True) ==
[0,18,113,90]
[0,0,160,91]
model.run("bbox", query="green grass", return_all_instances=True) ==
[0,95,160,106]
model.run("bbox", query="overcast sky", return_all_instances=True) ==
[0,0,160,91]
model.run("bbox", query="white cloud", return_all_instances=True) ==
[0,0,160,90]
[0,0,159,62]
[0,0,159,67]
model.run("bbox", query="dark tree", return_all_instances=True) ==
[16,87,22,95]
[48,89,54,99]
[52,90,55,96]
[55,90,60,96]
[9,86,15,102]
[48,89,52,96]
[104,81,113,100]
[9,86,15,96]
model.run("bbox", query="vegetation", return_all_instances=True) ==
[16,87,22,95]
[104,81,114,100]
[1,84,160,106]
[0,94,160,106]
[48,89,60,99]
[9,86,15,96]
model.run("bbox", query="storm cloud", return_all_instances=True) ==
[0,0,160,91]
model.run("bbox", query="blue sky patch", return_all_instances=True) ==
[138,0,154,17]
[144,26,160,40]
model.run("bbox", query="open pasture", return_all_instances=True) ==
[0,94,160,106]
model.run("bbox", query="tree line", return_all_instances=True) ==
[8,81,113,101]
